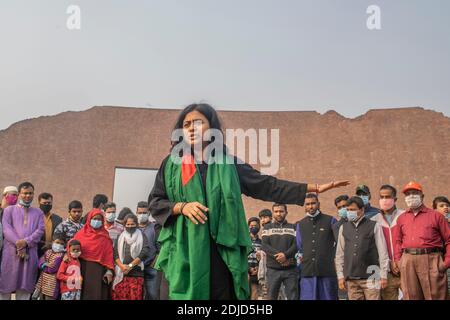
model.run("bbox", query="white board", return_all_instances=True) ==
[113,167,158,221]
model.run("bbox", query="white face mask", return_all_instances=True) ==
[52,243,65,253]
[405,194,422,209]
[306,209,319,217]
[105,212,116,223]
[137,213,149,224]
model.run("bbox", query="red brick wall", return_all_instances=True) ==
[0,106,448,223]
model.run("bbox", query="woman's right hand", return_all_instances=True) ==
[119,263,128,273]
[180,202,209,225]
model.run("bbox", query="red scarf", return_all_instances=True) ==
[73,209,114,270]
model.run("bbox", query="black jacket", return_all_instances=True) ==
[261,220,297,270]
[38,213,63,257]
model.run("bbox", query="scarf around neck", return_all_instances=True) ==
[155,153,252,300]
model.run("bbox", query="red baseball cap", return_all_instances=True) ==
[402,181,423,194]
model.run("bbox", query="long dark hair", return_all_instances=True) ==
[174,103,222,131]
[171,103,225,152]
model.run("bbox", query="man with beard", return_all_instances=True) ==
[262,203,299,300]
[297,194,338,300]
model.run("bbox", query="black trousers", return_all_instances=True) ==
[266,267,299,300]
[210,239,237,300]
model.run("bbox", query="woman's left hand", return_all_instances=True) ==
[318,180,350,193]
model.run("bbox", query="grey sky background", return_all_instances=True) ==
[1,0,449,131]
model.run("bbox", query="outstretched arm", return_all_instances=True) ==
[236,160,349,205]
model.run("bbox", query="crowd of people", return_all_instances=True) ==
[247,183,450,300]
[0,183,163,300]
[0,180,447,301]
[0,103,448,301]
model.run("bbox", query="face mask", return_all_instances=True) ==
[5,194,18,206]
[40,204,52,214]
[379,199,395,211]
[347,210,358,222]
[446,213,450,220]
[90,219,103,229]
[70,251,81,259]
[126,227,137,235]
[405,195,422,209]
[137,214,149,224]
[338,207,347,219]
[359,195,370,206]
[105,212,116,223]
[52,243,65,253]
[19,199,32,208]
[249,226,260,235]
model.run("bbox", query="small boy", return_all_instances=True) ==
[57,239,83,300]
[33,234,66,300]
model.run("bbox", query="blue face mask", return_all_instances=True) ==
[359,195,370,206]
[338,207,347,219]
[347,210,358,222]
[90,219,103,229]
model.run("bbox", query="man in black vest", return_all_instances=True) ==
[335,196,389,300]
[298,194,338,300]
[262,203,299,300]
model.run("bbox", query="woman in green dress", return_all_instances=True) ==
[148,103,349,300]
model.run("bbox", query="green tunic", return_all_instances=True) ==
[155,154,252,300]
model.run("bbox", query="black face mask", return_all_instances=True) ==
[249,227,260,235]
[126,227,137,235]
[40,204,52,213]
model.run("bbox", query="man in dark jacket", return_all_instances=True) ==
[37,192,62,257]
[297,194,338,300]
[262,203,299,300]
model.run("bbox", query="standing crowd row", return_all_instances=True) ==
[0,181,448,300]
[247,183,450,300]
[0,182,165,300]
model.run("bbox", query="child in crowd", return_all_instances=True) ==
[57,239,83,300]
[33,234,66,300]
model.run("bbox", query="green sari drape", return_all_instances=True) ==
[155,154,252,300]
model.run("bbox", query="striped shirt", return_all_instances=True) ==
[248,237,262,269]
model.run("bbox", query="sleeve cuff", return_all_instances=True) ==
[298,184,307,206]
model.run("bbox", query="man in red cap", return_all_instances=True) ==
[393,181,450,300]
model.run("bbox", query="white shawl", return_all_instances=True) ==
[112,230,144,290]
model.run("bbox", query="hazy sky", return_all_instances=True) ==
[1,0,449,130]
